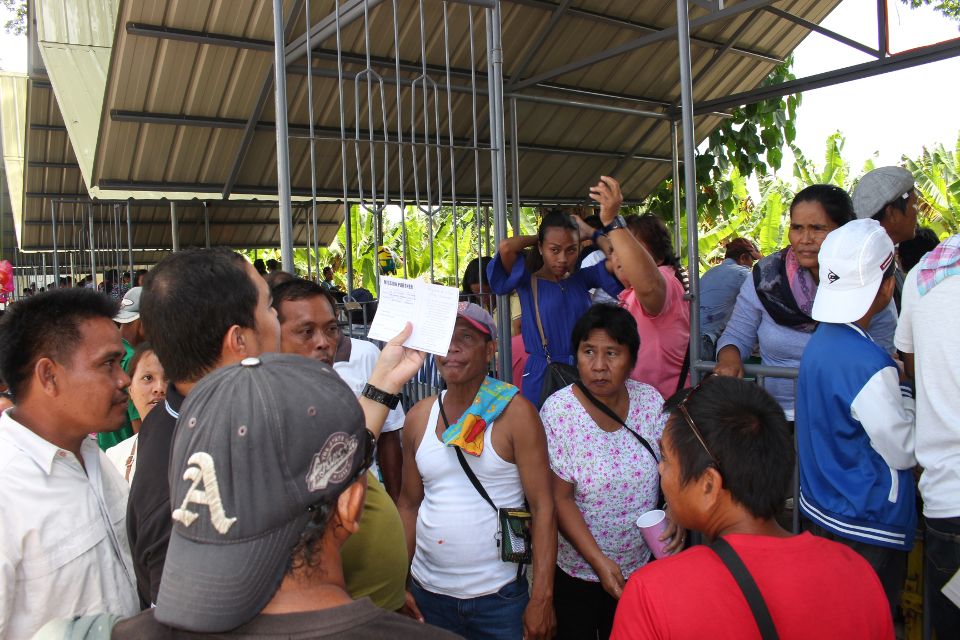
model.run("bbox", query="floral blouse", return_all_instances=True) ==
[540,380,666,581]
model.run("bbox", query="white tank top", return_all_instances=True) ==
[410,393,525,598]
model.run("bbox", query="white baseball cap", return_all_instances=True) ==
[811,219,895,323]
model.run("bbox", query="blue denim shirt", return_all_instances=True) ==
[699,258,750,340]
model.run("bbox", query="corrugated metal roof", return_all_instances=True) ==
[88,0,840,214]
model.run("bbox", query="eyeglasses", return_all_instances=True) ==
[675,382,723,476]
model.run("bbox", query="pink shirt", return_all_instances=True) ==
[619,266,690,399]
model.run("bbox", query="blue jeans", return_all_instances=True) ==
[925,517,960,639]
[411,575,529,640]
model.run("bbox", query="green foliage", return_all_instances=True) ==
[1,0,26,36]
[902,0,960,24]
[903,133,960,237]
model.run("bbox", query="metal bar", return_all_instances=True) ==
[49,200,60,284]
[272,0,295,273]
[487,4,512,384]
[763,7,879,58]
[304,0,318,281]
[677,0,702,386]
[691,9,760,86]
[220,0,306,200]
[671,120,682,256]
[288,60,676,116]
[284,0,386,64]
[877,0,888,57]
[335,0,355,294]
[126,22,274,51]
[29,124,66,131]
[507,0,781,64]
[504,0,572,91]
[126,201,134,278]
[87,205,97,288]
[510,0,778,91]
[170,202,180,252]
[693,37,960,114]
[203,202,211,248]
[509,97,521,235]
[28,161,79,169]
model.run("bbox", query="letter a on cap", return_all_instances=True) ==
[172,452,238,534]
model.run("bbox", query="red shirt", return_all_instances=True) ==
[611,533,893,640]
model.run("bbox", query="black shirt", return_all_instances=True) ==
[126,382,185,608]
[112,598,463,639]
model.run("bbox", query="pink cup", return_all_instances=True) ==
[636,509,670,559]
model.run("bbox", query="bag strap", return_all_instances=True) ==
[530,276,551,362]
[574,380,664,508]
[438,397,498,513]
[574,380,659,465]
[710,537,780,640]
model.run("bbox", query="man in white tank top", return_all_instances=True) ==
[398,303,557,640]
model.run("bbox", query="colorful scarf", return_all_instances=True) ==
[441,376,519,456]
[753,247,817,333]
[917,234,960,297]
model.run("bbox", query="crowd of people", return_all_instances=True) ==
[0,169,956,640]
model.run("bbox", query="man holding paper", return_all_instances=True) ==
[398,302,557,640]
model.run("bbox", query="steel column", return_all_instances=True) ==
[50,200,60,285]
[272,0,295,273]
[170,202,180,252]
[671,120,682,256]
[509,97,521,234]
[677,0,702,385]
[87,206,97,288]
[203,202,211,248]
[125,201,134,278]
[486,4,512,383]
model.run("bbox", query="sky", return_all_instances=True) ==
[0,0,957,173]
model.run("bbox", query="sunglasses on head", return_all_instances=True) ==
[675,379,723,477]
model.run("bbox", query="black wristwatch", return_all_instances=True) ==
[601,215,627,235]
[361,383,401,410]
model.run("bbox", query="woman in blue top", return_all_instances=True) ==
[487,177,638,407]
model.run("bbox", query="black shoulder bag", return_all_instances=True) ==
[710,537,780,640]
[438,398,533,575]
[574,380,664,508]
[531,276,580,405]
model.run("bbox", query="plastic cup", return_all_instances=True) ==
[636,509,670,559]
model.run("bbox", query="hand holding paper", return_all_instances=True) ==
[367,276,461,356]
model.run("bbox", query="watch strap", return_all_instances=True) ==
[361,383,401,410]
[601,215,627,235]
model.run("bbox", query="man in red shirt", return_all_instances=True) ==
[611,376,893,640]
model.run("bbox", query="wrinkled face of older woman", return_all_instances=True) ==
[788,200,839,272]
[576,328,633,398]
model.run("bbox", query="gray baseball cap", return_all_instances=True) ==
[852,166,915,220]
[113,286,142,323]
[155,353,372,632]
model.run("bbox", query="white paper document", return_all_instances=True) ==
[943,567,960,609]
[367,276,460,356]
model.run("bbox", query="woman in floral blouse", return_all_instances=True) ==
[540,304,682,640]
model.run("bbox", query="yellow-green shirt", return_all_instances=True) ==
[341,472,409,610]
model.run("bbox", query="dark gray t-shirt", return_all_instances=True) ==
[111,599,461,639]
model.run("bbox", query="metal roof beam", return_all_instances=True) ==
[509,0,779,92]
[125,23,273,51]
[505,0,782,65]
[106,109,673,161]
[30,124,66,131]
[762,7,880,58]
[220,0,307,200]
[22,219,339,228]
[28,161,80,169]
[693,36,960,114]
[96,180,647,205]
